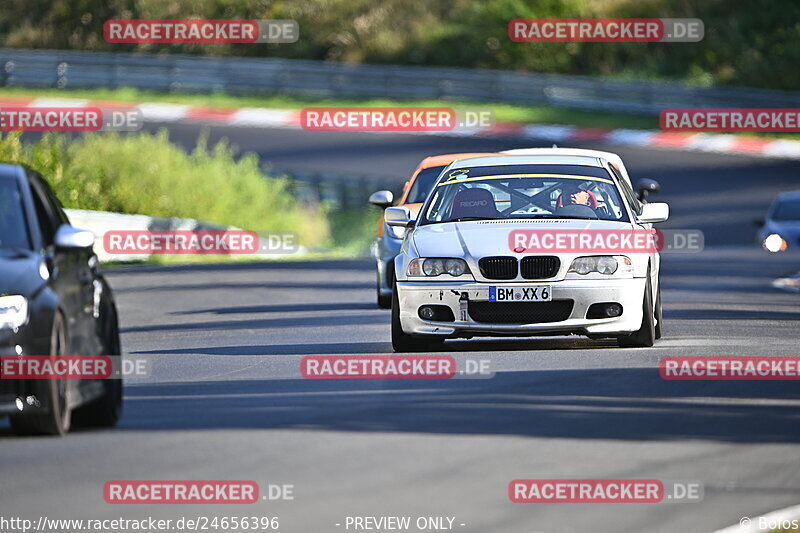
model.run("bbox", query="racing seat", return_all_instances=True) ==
[450,188,501,219]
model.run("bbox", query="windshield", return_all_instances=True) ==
[772,197,800,221]
[405,165,446,204]
[421,164,630,224]
[0,179,32,250]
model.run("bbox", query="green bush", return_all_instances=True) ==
[0,130,331,248]
[326,207,382,256]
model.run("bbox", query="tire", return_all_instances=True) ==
[10,312,71,436]
[654,284,663,340]
[377,273,392,309]
[618,273,656,348]
[73,307,123,428]
[391,282,444,352]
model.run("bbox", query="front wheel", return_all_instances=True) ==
[618,275,656,348]
[391,282,443,352]
[377,273,392,309]
[10,312,72,436]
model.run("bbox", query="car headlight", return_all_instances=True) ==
[763,233,788,253]
[408,258,470,277]
[0,295,28,330]
[385,224,406,240]
[568,256,632,276]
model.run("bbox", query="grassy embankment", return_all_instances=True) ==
[0,130,380,261]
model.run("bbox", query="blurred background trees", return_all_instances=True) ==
[0,0,798,90]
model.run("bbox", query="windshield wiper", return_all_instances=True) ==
[524,214,599,221]
[426,214,603,225]
[445,216,503,222]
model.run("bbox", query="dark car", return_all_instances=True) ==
[0,163,121,436]
[756,190,800,253]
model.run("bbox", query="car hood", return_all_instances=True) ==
[0,249,45,298]
[412,219,635,258]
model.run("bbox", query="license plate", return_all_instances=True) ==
[489,285,551,302]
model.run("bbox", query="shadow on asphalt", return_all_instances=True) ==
[116,280,374,293]
[96,367,800,443]
[665,308,800,320]
[173,302,381,315]
[121,312,388,333]
[130,336,621,355]
[109,259,373,275]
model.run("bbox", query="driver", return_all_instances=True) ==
[558,182,598,209]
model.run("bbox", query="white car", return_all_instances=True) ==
[386,152,668,352]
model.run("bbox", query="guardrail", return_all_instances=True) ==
[65,208,309,262]
[3,48,800,115]
[64,208,231,261]
[267,166,400,210]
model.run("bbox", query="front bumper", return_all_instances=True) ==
[397,278,646,337]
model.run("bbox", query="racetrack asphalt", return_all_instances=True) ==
[2,123,800,533]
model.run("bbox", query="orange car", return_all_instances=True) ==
[369,153,500,308]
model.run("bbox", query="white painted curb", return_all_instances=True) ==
[3,96,798,160]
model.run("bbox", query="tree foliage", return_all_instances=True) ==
[1,0,798,89]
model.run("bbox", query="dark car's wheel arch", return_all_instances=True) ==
[73,302,123,429]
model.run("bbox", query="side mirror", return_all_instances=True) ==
[636,202,669,224]
[385,206,414,227]
[636,178,661,203]
[54,224,95,249]
[369,190,394,209]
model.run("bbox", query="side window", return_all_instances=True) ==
[31,171,69,225]
[29,183,57,246]
[610,165,642,216]
[27,172,65,248]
